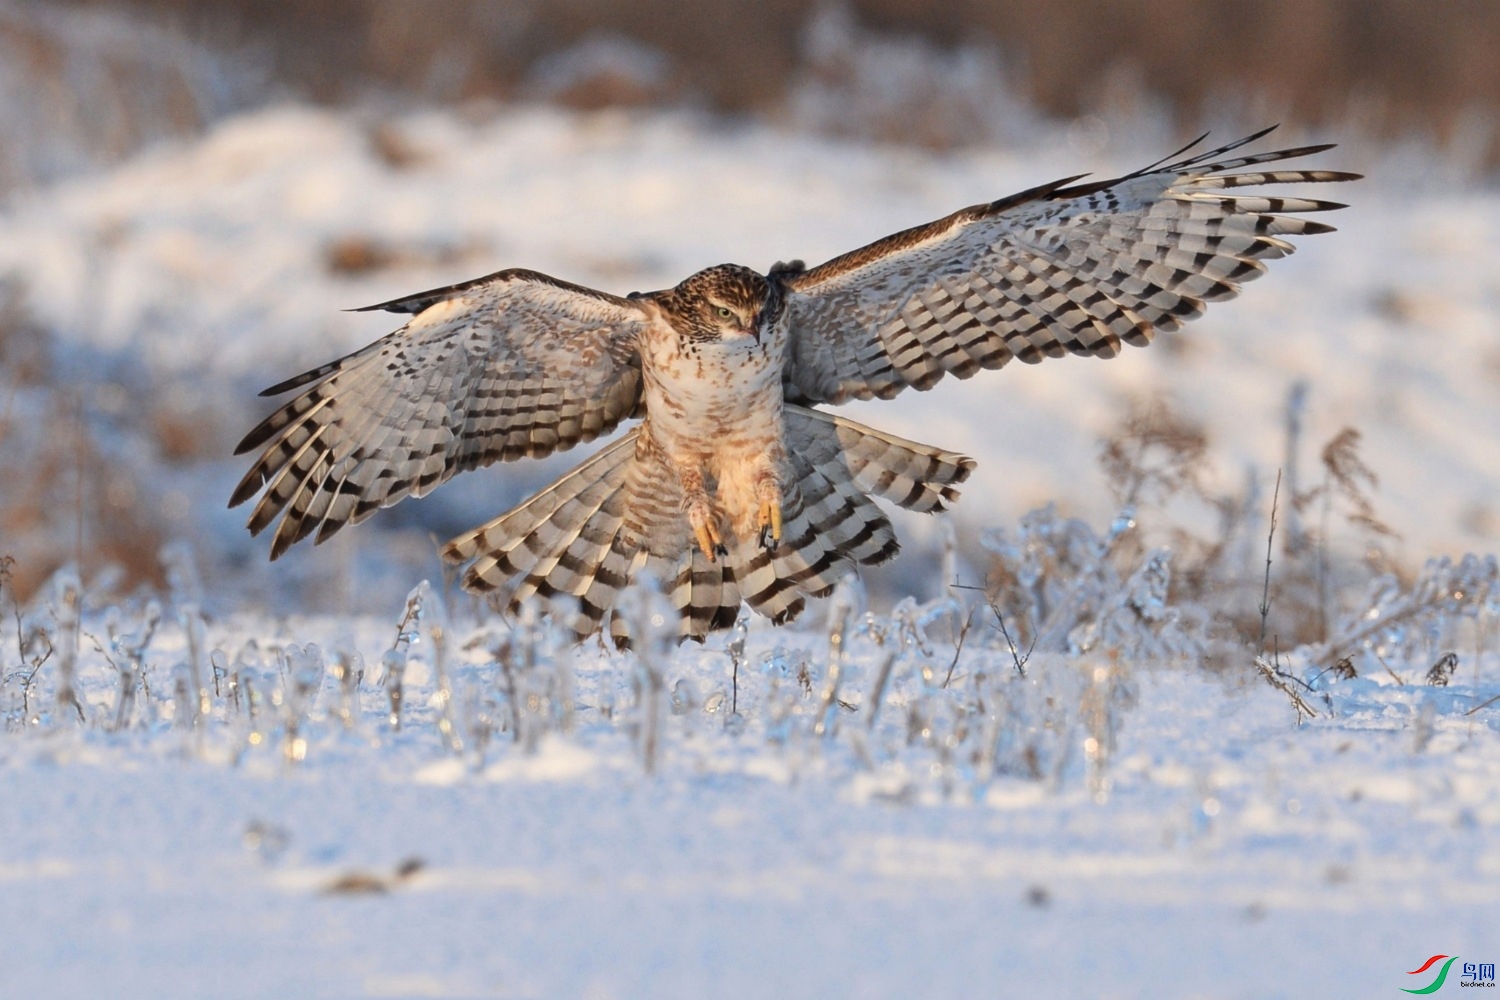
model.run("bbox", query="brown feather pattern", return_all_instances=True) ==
[233,128,1354,639]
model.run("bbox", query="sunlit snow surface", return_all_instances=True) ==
[2,104,1500,998]
[3,573,1499,999]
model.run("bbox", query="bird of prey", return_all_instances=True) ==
[231,126,1356,643]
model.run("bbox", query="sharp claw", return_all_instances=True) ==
[691,506,723,562]
[757,498,783,549]
[693,520,718,563]
[714,543,728,559]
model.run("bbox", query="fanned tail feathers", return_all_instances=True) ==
[441,408,973,642]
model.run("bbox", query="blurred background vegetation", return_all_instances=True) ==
[6,0,1500,189]
[69,0,1500,124]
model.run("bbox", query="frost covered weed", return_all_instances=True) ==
[0,509,1496,795]
[1089,392,1407,657]
[978,505,1208,666]
[1079,391,1494,724]
[1310,554,1498,673]
[615,578,678,773]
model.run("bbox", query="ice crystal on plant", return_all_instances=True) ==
[1315,554,1498,672]
[981,506,1206,665]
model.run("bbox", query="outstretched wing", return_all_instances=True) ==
[230,268,648,559]
[782,126,1360,405]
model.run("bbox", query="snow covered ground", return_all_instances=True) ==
[2,571,1497,999]
[2,95,1500,998]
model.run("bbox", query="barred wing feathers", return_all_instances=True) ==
[783,126,1360,405]
[230,269,648,559]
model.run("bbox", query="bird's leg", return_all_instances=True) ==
[680,468,726,562]
[755,472,783,550]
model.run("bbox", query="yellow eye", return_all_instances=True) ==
[715,306,734,320]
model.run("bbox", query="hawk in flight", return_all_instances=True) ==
[232,127,1356,643]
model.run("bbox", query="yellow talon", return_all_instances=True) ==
[760,499,782,542]
[692,515,722,562]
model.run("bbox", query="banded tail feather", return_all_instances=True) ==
[440,408,973,642]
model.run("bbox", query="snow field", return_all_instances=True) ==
[0,75,1498,999]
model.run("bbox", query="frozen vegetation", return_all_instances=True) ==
[2,513,1498,997]
[1,12,1499,999]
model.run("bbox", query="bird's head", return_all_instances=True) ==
[665,264,780,344]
